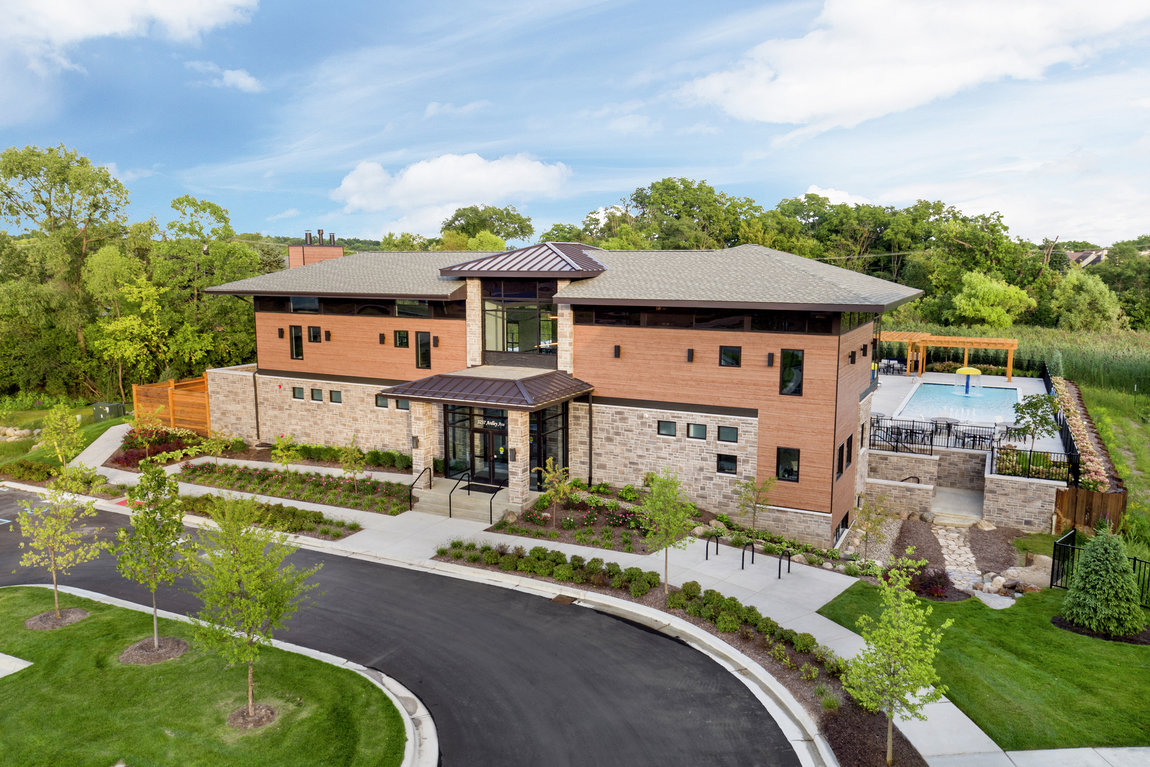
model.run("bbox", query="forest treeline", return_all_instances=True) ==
[1,144,1147,401]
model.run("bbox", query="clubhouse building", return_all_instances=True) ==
[206,240,921,547]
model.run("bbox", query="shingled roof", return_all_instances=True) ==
[439,242,607,278]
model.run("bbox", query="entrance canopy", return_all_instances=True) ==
[880,331,1019,382]
[383,366,593,411]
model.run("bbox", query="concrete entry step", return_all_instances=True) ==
[931,487,984,528]
[411,484,517,524]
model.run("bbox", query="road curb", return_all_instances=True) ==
[6,583,436,767]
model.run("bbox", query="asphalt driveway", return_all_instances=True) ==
[0,489,800,766]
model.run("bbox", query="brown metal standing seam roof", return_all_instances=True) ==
[439,242,607,278]
[384,369,593,410]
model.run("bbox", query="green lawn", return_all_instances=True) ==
[0,588,406,767]
[818,581,1150,751]
[1012,532,1059,560]
[0,415,130,467]
[1080,385,1150,505]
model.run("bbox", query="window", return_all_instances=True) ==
[292,387,304,400]
[687,423,706,440]
[836,444,845,478]
[289,326,303,360]
[330,390,342,404]
[846,435,853,468]
[718,426,738,443]
[289,296,319,313]
[255,296,289,312]
[482,280,558,354]
[717,454,737,475]
[375,394,388,408]
[308,326,321,343]
[396,399,410,410]
[719,346,742,367]
[416,331,431,369]
[320,298,355,315]
[777,447,800,482]
[310,388,323,402]
[780,349,804,396]
[657,420,677,437]
[394,330,409,348]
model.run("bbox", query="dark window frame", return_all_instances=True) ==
[717,426,739,443]
[846,435,853,468]
[310,388,323,402]
[330,390,342,404]
[292,387,304,400]
[375,394,388,408]
[394,330,409,348]
[289,326,303,360]
[719,346,742,367]
[416,331,431,369]
[780,349,804,396]
[396,399,410,410]
[308,326,322,343]
[657,420,677,437]
[687,423,706,440]
[777,447,800,482]
[716,454,737,475]
[836,444,845,479]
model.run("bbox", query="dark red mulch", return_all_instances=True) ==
[1051,616,1150,645]
[24,608,89,630]
[968,526,1024,573]
[119,636,189,665]
[227,704,277,729]
[892,520,945,569]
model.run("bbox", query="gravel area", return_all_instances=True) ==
[969,526,1024,573]
[892,520,945,568]
[846,518,904,563]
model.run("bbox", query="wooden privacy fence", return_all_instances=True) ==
[1054,487,1127,533]
[131,375,211,436]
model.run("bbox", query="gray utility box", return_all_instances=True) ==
[92,403,126,422]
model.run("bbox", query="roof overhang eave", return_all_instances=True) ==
[204,286,469,301]
[549,292,924,313]
[438,269,605,279]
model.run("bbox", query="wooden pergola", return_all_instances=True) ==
[879,331,1019,381]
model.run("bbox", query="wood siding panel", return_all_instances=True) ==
[572,325,840,514]
[832,323,876,528]
[255,314,467,382]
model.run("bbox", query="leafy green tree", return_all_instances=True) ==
[735,475,776,531]
[1051,268,1125,332]
[442,204,534,241]
[91,276,168,402]
[41,403,84,464]
[639,469,694,597]
[844,553,952,766]
[533,456,573,505]
[339,433,366,493]
[537,223,586,243]
[379,232,430,251]
[1060,528,1145,637]
[190,499,322,720]
[1011,393,1061,451]
[113,464,191,649]
[272,434,302,470]
[1091,243,1150,330]
[17,488,105,618]
[630,177,761,249]
[467,230,507,251]
[944,271,1035,328]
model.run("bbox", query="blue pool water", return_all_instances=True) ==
[896,383,1019,424]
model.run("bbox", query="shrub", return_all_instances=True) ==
[757,617,780,636]
[569,555,585,568]
[1061,529,1147,636]
[522,506,550,526]
[800,663,819,681]
[529,546,549,560]
[463,541,477,550]
[722,596,744,620]
[499,554,518,571]
[909,568,953,598]
[771,643,790,666]
[495,542,510,555]
[644,571,661,588]
[560,515,576,530]
[550,551,568,565]
[667,591,688,609]
[618,484,640,502]
[824,655,848,678]
[586,558,604,574]
[681,580,702,600]
[394,453,414,470]
[516,558,533,572]
[610,574,626,589]
[605,562,622,578]
[467,552,481,563]
[450,539,464,548]
[779,628,797,646]
[535,559,554,577]
[436,547,449,556]
[48,464,106,493]
[844,563,861,577]
[629,579,651,598]
[716,612,741,633]
[622,567,643,584]
[739,625,754,641]
[590,571,610,588]
[685,599,708,618]
[792,632,817,654]
[554,564,575,582]
[702,589,724,606]
[572,568,588,584]
[433,458,445,474]
[821,694,840,711]
[451,550,465,559]
[534,494,551,511]
[482,549,500,565]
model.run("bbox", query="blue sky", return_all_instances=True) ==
[4,0,1150,245]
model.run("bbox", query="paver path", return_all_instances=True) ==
[933,525,981,588]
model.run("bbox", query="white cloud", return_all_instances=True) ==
[330,153,571,217]
[682,0,1150,137]
[185,60,263,92]
[677,121,721,135]
[266,208,299,221]
[104,162,156,182]
[607,114,662,134]
[806,184,870,206]
[424,100,491,118]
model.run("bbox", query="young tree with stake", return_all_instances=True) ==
[191,499,322,723]
[735,475,775,531]
[339,433,366,493]
[17,488,105,619]
[843,552,953,766]
[113,464,191,650]
[1011,393,1061,451]
[640,469,695,598]
[854,495,893,562]
[41,404,85,465]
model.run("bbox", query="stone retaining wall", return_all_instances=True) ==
[982,472,1060,529]
[865,478,934,519]
[731,506,833,549]
[206,365,259,443]
[936,449,987,491]
[868,450,938,485]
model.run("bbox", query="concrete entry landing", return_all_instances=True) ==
[932,487,984,527]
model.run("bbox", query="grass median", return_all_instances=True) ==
[818,581,1150,751]
[0,587,406,767]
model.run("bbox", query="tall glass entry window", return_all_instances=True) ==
[482,280,558,355]
[529,403,568,492]
[444,403,567,491]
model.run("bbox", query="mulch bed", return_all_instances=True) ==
[227,704,277,729]
[1051,616,1150,645]
[892,520,945,569]
[119,636,189,665]
[968,526,1024,574]
[436,554,927,767]
[24,608,89,630]
[487,499,716,552]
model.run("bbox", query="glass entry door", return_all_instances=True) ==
[471,430,508,485]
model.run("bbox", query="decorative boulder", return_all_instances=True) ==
[710,520,728,534]
[975,519,997,531]
[691,526,709,538]
[920,511,935,524]
[791,553,808,566]
[503,512,518,524]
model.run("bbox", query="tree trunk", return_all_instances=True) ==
[52,564,60,619]
[664,548,669,597]
[248,660,255,717]
[886,712,894,766]
[152,591,159,650]
[117,360,125,405]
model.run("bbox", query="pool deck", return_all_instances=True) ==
[870,372,1064,453]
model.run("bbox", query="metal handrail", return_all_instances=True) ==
[741,542,755,570]
[704,532,720,560]
[900,476,920,484]
[778,549,792,579]
[447,471,472,518]
[408,466,432,510]
[490,477,508,524]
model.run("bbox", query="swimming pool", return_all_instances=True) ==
[895,383,1019,424]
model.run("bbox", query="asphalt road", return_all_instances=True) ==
[0,488,801,767]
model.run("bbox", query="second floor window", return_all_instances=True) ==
[395,330,409,348]
[289,326,303,360]
[416,331,431,369]
[780,349,804,396]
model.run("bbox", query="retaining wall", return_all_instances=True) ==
[865,478,934,520]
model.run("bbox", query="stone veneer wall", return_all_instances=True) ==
[507,410,531,508]
[865,478,934,519]
[466,278,482,367]
[556,279,573,374]
[206,365,259,443]
[936,449,987,491]
[868,450,939,485]
[568,401,757,514]
[733,507,833,549]
[982,472,1060,529]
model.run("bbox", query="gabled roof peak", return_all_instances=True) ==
[440,242,607,279]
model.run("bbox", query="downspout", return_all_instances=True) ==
[587,393,594,485]
[252,371,261,443]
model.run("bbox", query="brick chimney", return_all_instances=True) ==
[288,229,344,268]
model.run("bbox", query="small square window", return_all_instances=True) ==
[719,346,742,367]
[375,394,388,408]
[395,330,409,348]
[330,390,342,404]
[292,387,304,400]
[717,454,737,475]
[311,388,323,402]
[846,435,853,468]
[687,423,706,440]
[777,447,800,482]
[718,426,739,443]
[396,399,410,410]
[657,420,676,437]
[308,326,321,343]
